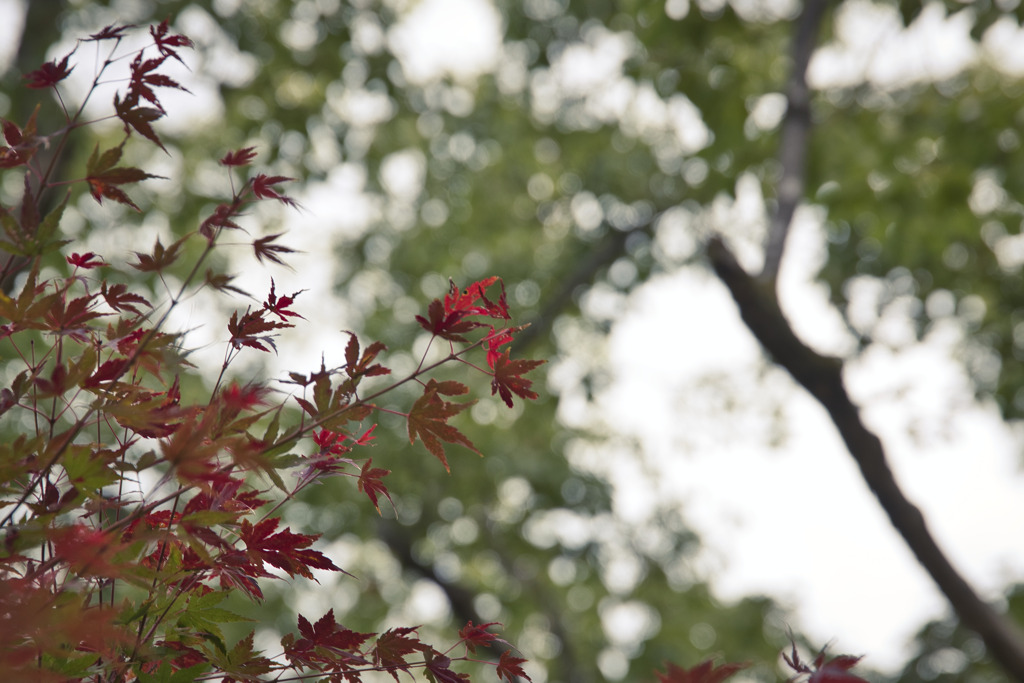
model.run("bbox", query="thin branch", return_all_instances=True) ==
[708,237,1024,682]
[760,0,829,283]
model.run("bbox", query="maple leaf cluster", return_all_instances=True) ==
[278,614,533,683]
[0,21,548,683]
[408,277,546,464]
[654,648,870,683]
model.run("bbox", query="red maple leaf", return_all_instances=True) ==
[205,269,250,297]
[444,276,509,320]
[183,476,268,517]
[84,358,129,388]
[252,233,297,267]
[200,201,245,237]
[373,627,425,681]
[783,644,869,683]
[354,424,378,445]
[125,52,189,112]
[85,143,161,210]
[496,650,531,683]
[67,252,108,269]
[50,524,127,578]
[425,651,470,683]
[221,381,271,413]
[0,110,38,169]
[415,298,481,342]
[415,277,510,342]
[284,608,374,669]
[263,278,306,321]
[114,93,167,152]
[44,293,105,340]
[87,24,135,41]
[458,621,508,653]
[655,660,748,683]
[344,333,390,379]
[252,174,297,206]
[25,51,74,89]
[221,146,258,167]
[227,308,293,353]
[149,19,193,64]
[484,326,514,370]
[357,458,392,514]
[102,281,151,315]
[239,517,342,579]
[406,379,479,471]
[2,118,22,147]
[297,609,374,651]
[131,236,186,272]
[313,429,352,457]
[490,352,545,408]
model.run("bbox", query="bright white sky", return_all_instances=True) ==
[3,0,1024,677]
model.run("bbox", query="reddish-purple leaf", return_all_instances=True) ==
[458,621,508,653]
[150,19,193,64]
[25,51,74,89]
[784,644,869,683]
[490,352,544,408]
[227,308,293,353]
[344,333,390,379]
[263,278,306,321]
[252,233,297,267]
[239,517,342,579]
[87,24,135,41]
[357,459,392,514]
[67,252,108,270]
[497,650,531,683]
[114,93,167,151]
[200,201,244,238]
[373,627,425,681]
[297,609,374,651]
[252,174,297,206]
[131,236,186,272]
[655,660,748,683]
[3,119,22,146]
[484,326,514,370]
[221,146,258,167]
[120,48,191,119]
[407,379,479,471]
[102,281,151,315]
[205,269,251,297]
[221,381,271,413]
[425,651,470,683]
[84,358,129,388]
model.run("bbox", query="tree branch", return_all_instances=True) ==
[760,0,829,282]
[708,237,1024,681]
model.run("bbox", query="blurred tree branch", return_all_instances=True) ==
[712,1,1024,678]
[760,0,829,282]
[708,237,1024,680]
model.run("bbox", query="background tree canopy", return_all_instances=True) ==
[4,0,1024,680]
